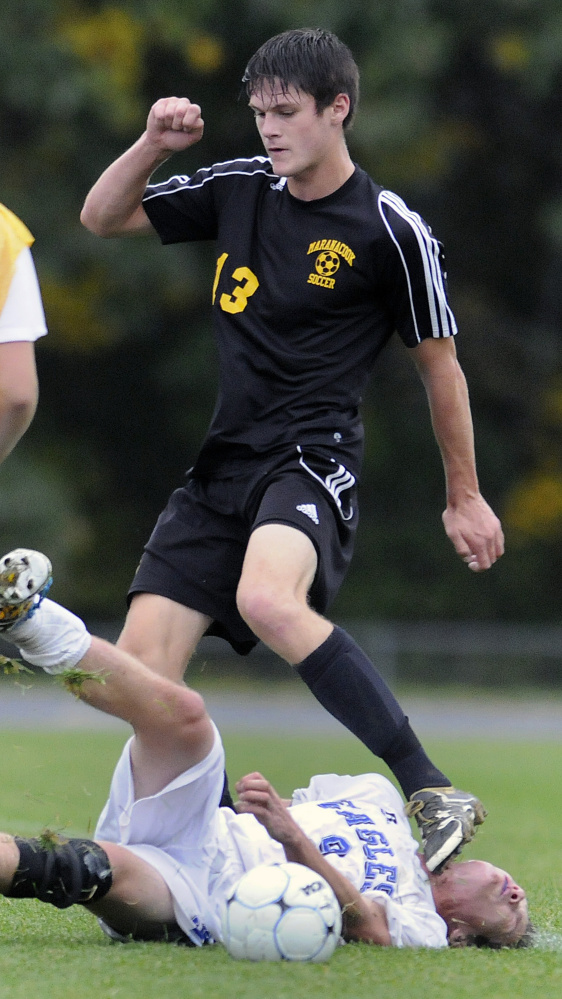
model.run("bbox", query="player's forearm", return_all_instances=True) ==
[413,338,503,568]
[429,365,479,505]
[282,827,391,945]
[0,345,38,463]
[414,341,480,505]
[80,133,169,237]
[0,398,36,464]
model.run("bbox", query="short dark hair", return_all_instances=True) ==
[242,28,360,129]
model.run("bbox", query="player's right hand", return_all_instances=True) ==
[235,772,302,847]
[145,97,204,153]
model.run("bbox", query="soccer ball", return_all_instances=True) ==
[221,862,342,962]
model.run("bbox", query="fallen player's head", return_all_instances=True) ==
[430,859,531,948]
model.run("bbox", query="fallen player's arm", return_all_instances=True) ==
[235,772,392,946]
[281,822,391,945]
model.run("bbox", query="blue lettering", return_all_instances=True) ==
[191,915,213,944]
[371,883,395,897]
[381,809,398,824]
[364,862,397,885]
[319,835,351,858]
[362,845,394,860]
[356,828,389,846]
[337,811,374,827]
[318,799,355,810]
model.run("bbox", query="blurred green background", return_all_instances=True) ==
[2,0,562,675]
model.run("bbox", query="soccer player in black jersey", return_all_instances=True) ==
[80,29,504,873]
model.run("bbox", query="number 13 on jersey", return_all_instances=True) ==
[212,252,259,314]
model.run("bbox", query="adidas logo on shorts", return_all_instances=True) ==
[296,503,319,525]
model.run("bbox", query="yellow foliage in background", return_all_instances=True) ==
[40,271,116,351]
[184,33,225,75]
[543,385,562,423]
[504,471,562,539]
[490,32,531,73]
[58,6,145,127]
[373,120,482,186]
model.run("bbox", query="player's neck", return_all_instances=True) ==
[287,149,355,202]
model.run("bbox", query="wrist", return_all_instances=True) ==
[136,131,173,170]
[281,827,312,856]
[445,487,481,510]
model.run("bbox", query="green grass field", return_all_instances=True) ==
[0,727,561,999]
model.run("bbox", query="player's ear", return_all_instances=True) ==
[330,93,350,124]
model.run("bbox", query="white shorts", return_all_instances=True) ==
[0,247,47,342]
[95,723,232,946]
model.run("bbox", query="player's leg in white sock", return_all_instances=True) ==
[8,598,91,673]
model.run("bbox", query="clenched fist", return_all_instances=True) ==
[145,97,204,154]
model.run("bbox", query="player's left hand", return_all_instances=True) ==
[442,494,505,572]
[235,772,302,845]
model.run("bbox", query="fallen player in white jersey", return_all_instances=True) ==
[0,549,530,950]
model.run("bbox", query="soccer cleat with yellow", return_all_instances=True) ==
[406,785,487,873]
[0,548,52,632]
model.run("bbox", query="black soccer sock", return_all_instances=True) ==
[382,722,452,801]
[296,626,450,800]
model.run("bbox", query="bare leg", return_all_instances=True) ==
[117,594,211,682]
[8,604,216,801]
[116,596,235,805]
[85,841,178,938]
[7,589,231,806]
[0,833,20,889]
[237,523,332,663]
[66,635,216,799]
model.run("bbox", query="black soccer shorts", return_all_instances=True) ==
[128,445,359,655]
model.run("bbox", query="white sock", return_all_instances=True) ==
[8,598,92,674]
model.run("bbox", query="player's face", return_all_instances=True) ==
[448,860,528,946]
[249,82,343,183]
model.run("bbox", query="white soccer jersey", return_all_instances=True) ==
[222,772,446,948]
[95,730,447,949]
[288,773,447,947]
[0,247,47,343]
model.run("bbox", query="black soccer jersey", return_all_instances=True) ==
[143,158,457,477]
